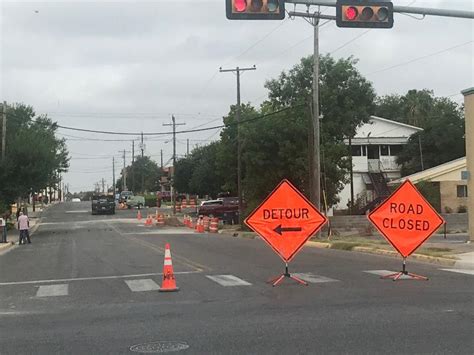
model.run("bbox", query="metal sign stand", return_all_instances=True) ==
[267,262,308,287]
[381,257,429,281]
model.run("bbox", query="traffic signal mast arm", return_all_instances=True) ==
[285,0,474,20]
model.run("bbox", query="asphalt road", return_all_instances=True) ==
[0,202,472,354]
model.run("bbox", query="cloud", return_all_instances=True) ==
[1,0,472,191]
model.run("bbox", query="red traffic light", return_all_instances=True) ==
[345,6,358,20]
[234,0,247,12]
[336,1,393,28]
[226,0,285,20]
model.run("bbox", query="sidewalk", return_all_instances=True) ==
[0,212,43,253]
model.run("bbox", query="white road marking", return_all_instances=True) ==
[363,270,414,279]
[122,229,195,235]
[292,273,339,283]
[206,275,251,286]
[364,270,397,276]
[0,271,200,287]
[65,210,89,213]
[440,268,474,275]
[36,284,68,297]
[125,279,160,292]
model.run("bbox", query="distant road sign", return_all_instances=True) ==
[245,179,327,262]
[368,180,444,258]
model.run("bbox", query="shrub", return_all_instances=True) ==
[457,205,467,213]
[444,206,453,213]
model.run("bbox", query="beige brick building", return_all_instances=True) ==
[390,157,468,213]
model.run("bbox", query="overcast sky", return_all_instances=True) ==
[1,0,472,192]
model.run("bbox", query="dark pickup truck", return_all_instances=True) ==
[198,197,241,224]
[91,195,115,215]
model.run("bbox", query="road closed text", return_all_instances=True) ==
[382,202,430,231]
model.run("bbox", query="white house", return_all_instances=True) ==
[335,116,423,212]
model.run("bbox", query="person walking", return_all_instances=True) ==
[17,211,31,245]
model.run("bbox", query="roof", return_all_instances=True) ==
[348,116,423,145]
[369,116,424,132]
[389,157,467,185]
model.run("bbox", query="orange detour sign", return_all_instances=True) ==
[159,243,179,292]
[245,179,327,286]
[368,179,444,281]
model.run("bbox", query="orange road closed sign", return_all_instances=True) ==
[368,180,445,258]
[245,179,327,262]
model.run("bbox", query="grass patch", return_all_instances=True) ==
[416,247,454,258]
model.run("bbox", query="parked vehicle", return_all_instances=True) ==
[91,195,115,215]
[71,198,81,202]
[119,191,133,204]
[126,195,145,209]
[198,197,242,224]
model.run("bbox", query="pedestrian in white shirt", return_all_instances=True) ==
[17,211,31,245]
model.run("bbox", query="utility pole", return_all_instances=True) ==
[112,157,116,195]
[220,65,256,225]
[1,101,6,163]
[119,149,127,191]
[101,178,105,194]
[140,132,144,193]
[132,140,135,192]
[163,116,186,214]
[160,149,163,169]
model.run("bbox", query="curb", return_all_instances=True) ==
[207,229,468,269]
[306,241,458,267]
[0,242,14,253]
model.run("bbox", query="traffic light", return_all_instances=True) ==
[226,0,285,20]
[336,0,393,28]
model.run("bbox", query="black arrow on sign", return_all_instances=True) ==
[273,224,302,235]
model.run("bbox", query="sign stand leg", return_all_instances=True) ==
[268,263,308,287]
[381,258,429,281]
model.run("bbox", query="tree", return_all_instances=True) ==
[0,103,69,210]
[375,90,465,175]
[116,156,161,193]
[261,54,376,207]
[396,98,465,175]
[174,141,229,198]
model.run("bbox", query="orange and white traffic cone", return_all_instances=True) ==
[137,210,142,221]
[209,217,219,233]
[156,213,165,226]
[159,243,179,292]
[195,216,205,233]
[203,216,210,231]
[145,215,153,226]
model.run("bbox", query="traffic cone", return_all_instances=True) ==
[195,216,205,233]
[209,217,219,233]
[137,210,142,221]
[159,243,179,292]
[203,216,210,231]
[145,215,153,226]
[156,213,165,226]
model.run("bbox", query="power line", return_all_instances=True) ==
[329,29,371,54]
[55,105,302,136]
[365,40,473,76]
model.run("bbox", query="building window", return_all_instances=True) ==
[367,145,380,159]
[351,145,362,156]
[390,145,403,156]
[380,145,389,156]
[457,185,468,198]
[362,145,367,156]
